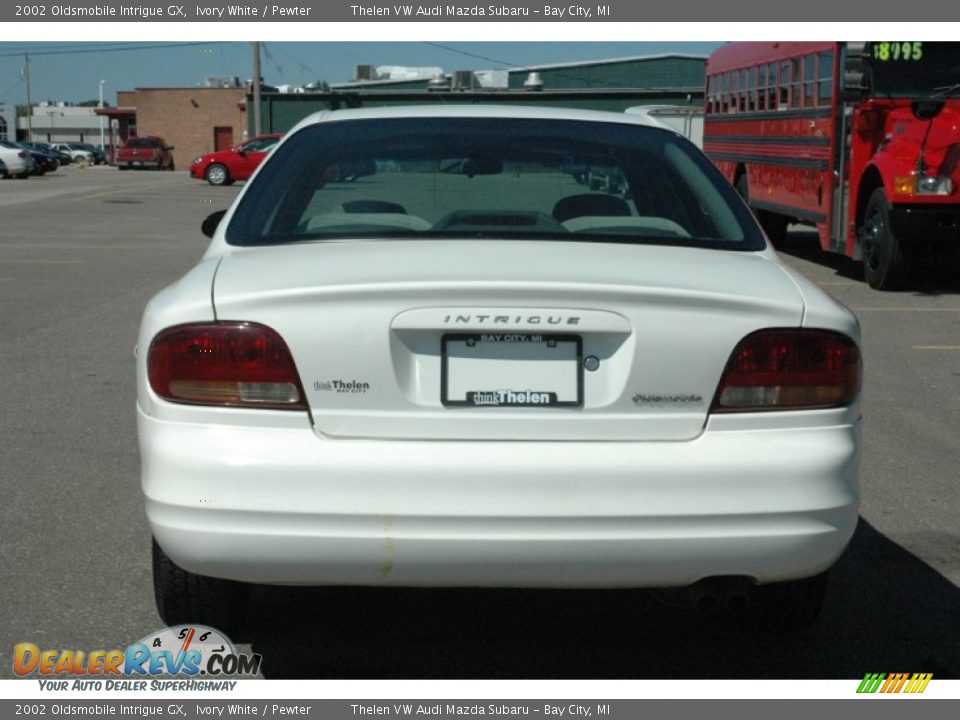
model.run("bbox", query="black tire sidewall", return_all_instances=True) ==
[863,187,906,290]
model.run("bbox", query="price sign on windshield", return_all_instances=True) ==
[871,42,923,62]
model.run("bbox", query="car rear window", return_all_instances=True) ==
[226,117,765,251]
[126,138,162,148]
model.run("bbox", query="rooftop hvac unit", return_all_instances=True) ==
[453,70,476,91]
[427,73,451,91]
[355,65,377,82]
[523,72,544,91]
[204,76,240,88]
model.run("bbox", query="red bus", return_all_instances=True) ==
[704,42,960,289]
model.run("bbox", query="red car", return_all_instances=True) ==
[189,134,282,186]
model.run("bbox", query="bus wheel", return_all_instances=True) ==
[862,188,907,290]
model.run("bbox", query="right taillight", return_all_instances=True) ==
[711,329,861,413]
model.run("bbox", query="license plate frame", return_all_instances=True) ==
[441,333,583,408]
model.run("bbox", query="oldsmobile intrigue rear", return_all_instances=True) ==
[138,105,863,633]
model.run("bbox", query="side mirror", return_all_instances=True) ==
[201,209,227,238]
[236,149,246,157]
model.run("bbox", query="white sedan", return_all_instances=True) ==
[138,105,862,633]
[0,140,33,179]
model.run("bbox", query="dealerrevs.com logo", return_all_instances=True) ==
[857,673,933,694]
[14,626,262,690]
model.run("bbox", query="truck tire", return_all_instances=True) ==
[862,187,908,290]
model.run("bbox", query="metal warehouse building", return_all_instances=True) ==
[249,54,707,135]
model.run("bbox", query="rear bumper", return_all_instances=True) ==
[139,405,861,589]
[890,204,960,243]
[117,158,161,168]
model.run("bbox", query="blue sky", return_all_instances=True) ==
[0,42,722,106]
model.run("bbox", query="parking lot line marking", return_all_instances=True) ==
[913,345,960,350]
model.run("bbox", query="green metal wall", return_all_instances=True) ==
[508,56,706,91]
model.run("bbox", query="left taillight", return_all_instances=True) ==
[147,322,308,410]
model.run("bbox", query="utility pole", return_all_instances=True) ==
[99,80,105,150]
[23,53,32,142]
[252,42,262,137]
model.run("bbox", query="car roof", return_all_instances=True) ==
[288,104,664,135]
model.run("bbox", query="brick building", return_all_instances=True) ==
[97,87,247,167]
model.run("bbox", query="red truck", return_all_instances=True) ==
[116,136,175,171]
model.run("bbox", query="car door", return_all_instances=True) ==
[235,136,279,179]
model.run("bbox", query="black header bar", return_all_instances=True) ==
[4,1,958,22]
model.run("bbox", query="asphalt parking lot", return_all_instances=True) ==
[1,166,959,679]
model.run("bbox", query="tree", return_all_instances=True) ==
[77,99,112,108]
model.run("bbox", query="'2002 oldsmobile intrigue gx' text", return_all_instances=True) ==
[137,105,862,633]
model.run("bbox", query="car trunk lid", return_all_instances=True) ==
[212,240,804,441]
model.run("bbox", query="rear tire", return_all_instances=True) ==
[152,537,250,633]
[861,187,908,290]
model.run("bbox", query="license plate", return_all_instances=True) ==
[441,333,582,408]
[133,161,142,166]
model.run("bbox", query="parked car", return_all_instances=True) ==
[23,142,72,165]
[50,143,95,164]
[0,140,34,178]
[140,106,863,634]
[77,143,106,165]
[14,142,58,175]
[189,134,282,186]
[116,136,174,170]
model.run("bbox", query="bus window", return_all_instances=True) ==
[757,64,767,110]
[804,55,816,107]
[766,62,777,110]
[791,58,804,107]
[779,61,790,108]
[818,51,834,104]
[739,68,748,112]
[750,66,758,111]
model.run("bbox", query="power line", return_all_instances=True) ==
[261,44,287,82]
[264,44,321,81]
[0,42,227,58]
[422,42,521,69]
